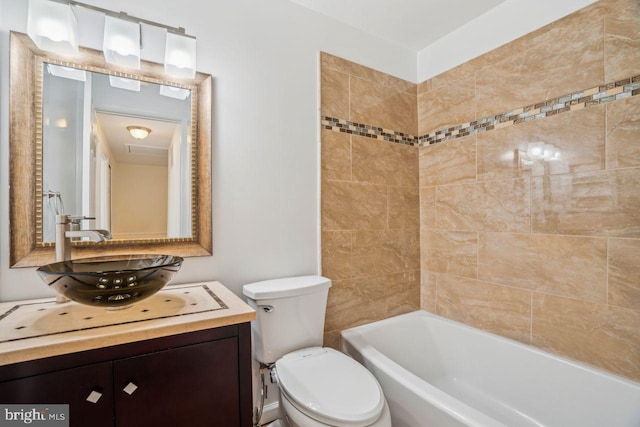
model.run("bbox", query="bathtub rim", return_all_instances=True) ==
[341,310,640,390]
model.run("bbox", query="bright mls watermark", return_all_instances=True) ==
[0,405,68,426]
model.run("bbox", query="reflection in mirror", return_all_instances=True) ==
[9,31,212,268]
[41,65,193,242]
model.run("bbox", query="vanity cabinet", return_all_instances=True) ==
[0,324,252,427]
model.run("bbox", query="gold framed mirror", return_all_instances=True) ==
[9,32,212,268]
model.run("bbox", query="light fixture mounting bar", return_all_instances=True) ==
[49,0,195,38]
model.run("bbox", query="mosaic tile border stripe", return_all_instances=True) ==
[419,74,640,147]
[321,117,417,146]
[321,74,640,148]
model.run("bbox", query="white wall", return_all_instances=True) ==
[0,0,416,301]
[417,0,598,81]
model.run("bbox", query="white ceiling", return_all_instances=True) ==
[289,0,508,51]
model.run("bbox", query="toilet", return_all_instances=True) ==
[243,276,391,427]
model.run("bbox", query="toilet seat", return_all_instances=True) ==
[276,347,385,426]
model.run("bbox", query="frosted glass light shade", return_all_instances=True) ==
[103,15,140,69]
[160,85,190,100]
[47,64,86,82]
[27,0,79,57]
[109,75,140,92]
[164,33,196,79]
[127,126,151,140]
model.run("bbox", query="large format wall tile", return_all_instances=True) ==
[388,186,420,229]
[325,277,386,332]
[418,76,476,135]
[320,53,420,348]
[352,229,420,277]
[437,275,532,343]
[605,13,640,82]
[321,231,353,281]
[532,294,640,382]
[436,179,530,232]
[350,76,418,135]
[421,230,478,278]
[386,270,421,316]
[608,238,640,311]
[353,135,417,187]
[419,135,476,187]
[321,68,349,119]
[475,17,603,118]
[321,130,351,182]
[531,168,640,237]
[420,187,436,230]
[477,106,605,181]
[320,52,415,95]
[478,233,607,303]
[420,270,437,312]
[606,95,640,170]
[414,0,640,383]
[322,181,387,231]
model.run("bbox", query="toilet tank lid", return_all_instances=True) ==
[243,275,331,300]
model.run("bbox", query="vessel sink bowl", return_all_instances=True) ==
[36,254,183,308]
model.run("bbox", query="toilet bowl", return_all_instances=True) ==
[276,347,391,427]
[243,276,391,427]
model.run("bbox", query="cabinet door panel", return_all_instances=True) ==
[114,338,240,427]
[0,361,113,427]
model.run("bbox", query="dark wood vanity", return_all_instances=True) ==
[0,324,253,427]
[0,282,255,427]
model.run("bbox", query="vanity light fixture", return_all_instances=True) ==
[127,126,151,140]
[47,64,86,81]
[103,15,141,69]
[159,85,190,100]
[26,0,197,78]
[109,75,141,92]
[27,0,79,57]
[164,32,197,79]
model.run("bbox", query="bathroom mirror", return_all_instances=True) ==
[9,32,212,267]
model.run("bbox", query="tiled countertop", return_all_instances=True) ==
[0,281,255,366]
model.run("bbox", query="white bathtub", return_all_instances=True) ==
[341,310,640,427]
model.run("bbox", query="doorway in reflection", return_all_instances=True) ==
[41,64,192,242]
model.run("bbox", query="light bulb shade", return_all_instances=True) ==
[164,32,196,79]
[47,64,86,81]
[159,85,190,100]
[109,75,140,92]
[27,0,79,57]
[127,126,151,139]
[103,16,141,69]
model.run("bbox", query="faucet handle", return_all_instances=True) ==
[55,214,96,224]
[67,215,96,224]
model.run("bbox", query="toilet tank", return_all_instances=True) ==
[243,276,331,364]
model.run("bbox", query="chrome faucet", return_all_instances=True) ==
[55,214,112,263]
[54,214,112,303]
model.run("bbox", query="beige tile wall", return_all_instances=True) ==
[418,0,640,381]
[320,53,419,348]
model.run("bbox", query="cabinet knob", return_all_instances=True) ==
[86,389,102,404]
[123,382,138,395]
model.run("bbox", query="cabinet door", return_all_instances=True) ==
[114,337,240,427]
[0,361,113,427]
